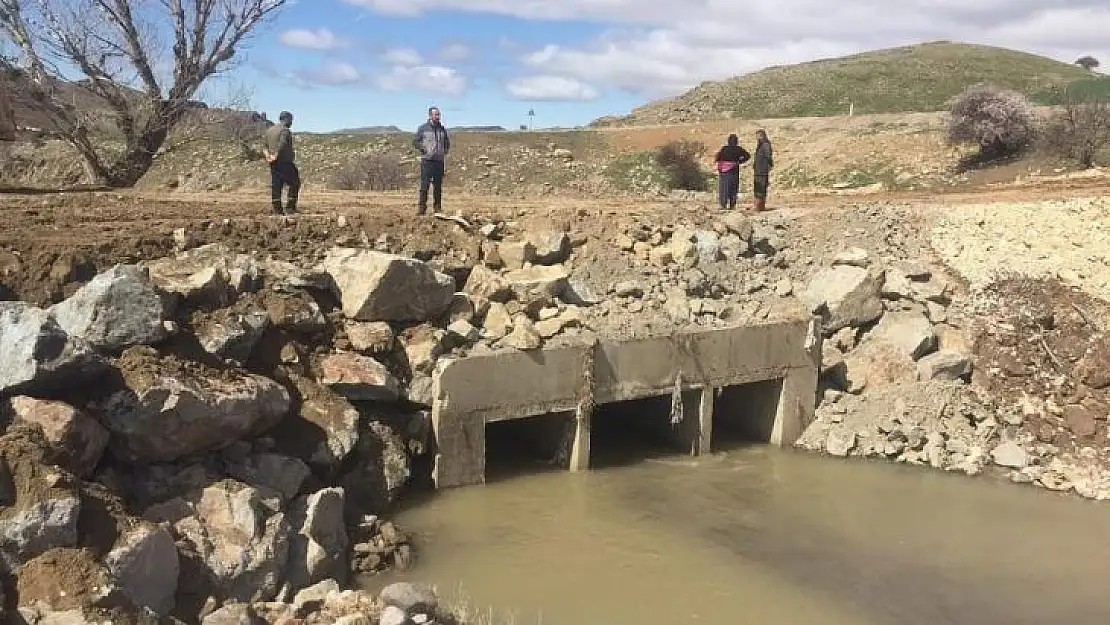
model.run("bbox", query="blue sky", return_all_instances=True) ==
[220,0,1110,133]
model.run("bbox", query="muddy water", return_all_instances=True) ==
[377,446,1110,625]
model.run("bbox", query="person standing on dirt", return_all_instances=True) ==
[752,129,773,212]
[412,106,450,215]
[263,110,299,215]
[714,133,750,210]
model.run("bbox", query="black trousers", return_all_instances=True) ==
[718,168,740,208]
[270,161,300,208]
[419,158,444,213]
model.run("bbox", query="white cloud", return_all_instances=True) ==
[505,75,599,101]
[378,65,468,94]
[289,60,364,86]
[383,47,424,65]
[338,0,1110,96]
[278,28,348,51]
[439,43,473,62]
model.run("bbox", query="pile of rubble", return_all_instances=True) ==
[0,242,492,623]
[793,248,1110,500]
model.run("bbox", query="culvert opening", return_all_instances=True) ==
[589,393,701,469]
[484,412,576,482]
[712,379,784,450]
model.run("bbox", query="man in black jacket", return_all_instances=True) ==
[263,111,299,215]
[412,106,450,215]
[752,129,773,211]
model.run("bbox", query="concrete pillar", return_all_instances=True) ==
[698,386,715,454]
[769,318,821,446]
[569,408,590,472]
[431,406,485,489]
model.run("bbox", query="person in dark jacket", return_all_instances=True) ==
[752,129,773,211]
[263,111,299,215]
[714,134,750,210]
[412,106,450,215]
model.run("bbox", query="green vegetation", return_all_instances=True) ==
[601,42,1096,126]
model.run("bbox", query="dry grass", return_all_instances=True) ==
[440,583,541,625]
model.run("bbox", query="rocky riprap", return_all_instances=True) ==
[0,242,492,624]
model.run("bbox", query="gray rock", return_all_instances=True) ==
[0,496,80,567]
[17,607,96,625]
[867,311,937,360]
[100,368,291,463]
[500,318,543,350]
[720,213,753,241]
[50,264,172,351]
[146,481,290,603]
[380,582,438,614]
[881,271,914,300]
[8,397,108,477]
[405,373,435,407]
[446,319,480,343]
[104,523,179,616]
[318,352,401,402]
[197,309,269,365]
[563,280,602,306]
[502,265,570,299]
[345,321,395,354]
[292,578,340,612]
[526,231,571,265]
[832,247,870,267]
[144,243,261,306]
[380,605,409,625]
[991,442,1030,469]
[613,281,644,298]
[825,430,857,457]
[225,453,311,503]
[340,421,411,511]
[917,350,973,381]
[801,265,885,333]
[693,230,722,264]
[277,377,360,477]
[0,302,107,396]
[320,248,455,322]
[285,487,348,593]
[497,240,536,270]
[200,604,262,625]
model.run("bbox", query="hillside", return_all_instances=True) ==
[595,41,1101,127]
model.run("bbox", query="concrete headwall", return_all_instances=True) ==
[431,315,821,488]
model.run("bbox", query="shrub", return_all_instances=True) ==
[1041,96,1110,169]
[1076,56,1100,71]
[655,139,709,191]
[947,85,1035,164]
[328,153,408,191]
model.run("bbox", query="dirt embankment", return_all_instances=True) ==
[2,176,1110,623]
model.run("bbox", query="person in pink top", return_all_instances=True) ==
[714,133,751,210]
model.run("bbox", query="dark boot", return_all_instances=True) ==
[418,189,428,215]
[284,199,297,215]
[271,200,283,215]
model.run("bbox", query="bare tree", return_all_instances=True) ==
[1075,56,1100,72]
[0,0,286,187]
[1042,95,1110,169]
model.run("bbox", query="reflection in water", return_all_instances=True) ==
[373,447,1110,625]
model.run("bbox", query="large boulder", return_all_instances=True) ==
[801,265,885,333]
[502,265,570,299]
[143,243,261,307]
[49,264,173,352]
[320,248,455,322]
[283,487,348,595]
[272,377,361,478]
[97,348,291,463]
[340,420,411,513]
[0,302,107,397]
[103,523,179,616]
[195,308,270,365]
[145,480,290,604]
[8,396,108,477]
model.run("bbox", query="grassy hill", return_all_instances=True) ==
[594,41,1106,127]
